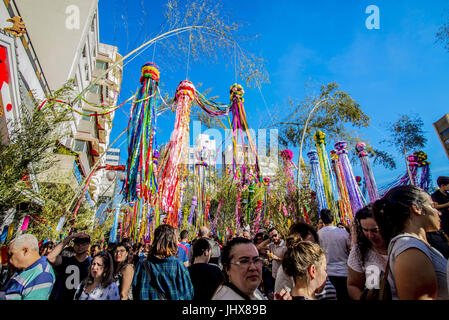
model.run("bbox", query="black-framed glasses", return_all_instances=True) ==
[230,256,263,268]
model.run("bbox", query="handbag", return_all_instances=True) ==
[360,251,392,300]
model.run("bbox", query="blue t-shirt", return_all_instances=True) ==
[177,242,190,264]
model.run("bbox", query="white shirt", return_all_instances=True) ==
[212,285,266,300]
[317,226,351,277]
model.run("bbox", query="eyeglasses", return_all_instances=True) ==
[230,257,264,268]
[114,249,127,254]
[362,227,380,234]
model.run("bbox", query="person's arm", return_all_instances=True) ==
[47,233,81,266]
[256,238,270,251]
[119,264,134,300]
[394,248,438,300]
[434,202,449,210]
[347,267,365,300]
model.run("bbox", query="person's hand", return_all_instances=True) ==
[274,288,292,300]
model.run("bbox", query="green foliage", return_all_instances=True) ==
[381,114,427,156]
[278,82,369,150]
[0,82,73,218]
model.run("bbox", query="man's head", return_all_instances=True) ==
[269,228,281,244]
[180,230,189,242]
[320,209,334,225]
[437,176,449,191]
[8,234,40,270]
[198,226,210,238]
[192,238,211,263]
[72,233,91,256]
[242,230,251,240]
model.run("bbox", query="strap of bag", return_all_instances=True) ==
[74,281,85,300]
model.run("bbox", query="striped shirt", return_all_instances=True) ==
[0,256,55,300]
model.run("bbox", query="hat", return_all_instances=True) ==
[73,234,91,244]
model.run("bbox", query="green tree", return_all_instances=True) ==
[276,82,396,182]
[381,114,427,183]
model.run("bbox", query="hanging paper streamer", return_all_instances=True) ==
[329,151,352,224]
[159,80,195,227]
[314,131,338,213]
[109,208,120,244]
[356,142,379,202]
[0,225,8,243]
[379,152,421,195]
[123,62,160,203]
[417,151,433,193]
[307,150,328,214]
[193,146,209,232]
[228,84,261,186]
[56,217,66,232]
[253,200,263,233]
[188,196,198,226]
[20,216,30,231]
[6,223,14,242]
[334,141,366,217]
[280,149,296,195]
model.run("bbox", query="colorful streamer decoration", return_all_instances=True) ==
[228,84,261,187]
[123,62,160,203]
[415,151,433,193]
[194,146,209,233]
[356,142,379,202]
[158,80,195,227]
[314,131,338,213]
[280,149,296,195]
[307,150,328,215]
[334,141,366,217]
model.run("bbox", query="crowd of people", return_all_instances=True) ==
[2,176,449,301]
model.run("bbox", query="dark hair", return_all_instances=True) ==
[288,222,319,243]
[373,185,427,243]
[192,238,211,258]
[354,204,377,267]
[39,241,55,256]
[437,176,449,187]
[221,237,253,272]
[253,232,265,244]
[150,224,178,258]
[282,234,325,283]
[268,227,278,234]
[85,251,115,288]
[180,230,189,240]
[320,209,333,224]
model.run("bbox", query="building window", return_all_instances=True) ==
[89,84,100,94]
[96,60,108,70]
[82,46,87,58]
[73,139,87,153]
[85,63,89,81]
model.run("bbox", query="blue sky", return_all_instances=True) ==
[98,0,449,189]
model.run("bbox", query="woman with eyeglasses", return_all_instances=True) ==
[281,235,328,300]
[212,237,266,300]
[373,185,449,300]
[347,204,391,300]
[74,251,120,300]
[113,241,134,300]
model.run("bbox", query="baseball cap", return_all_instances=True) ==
[73,234,91,244]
